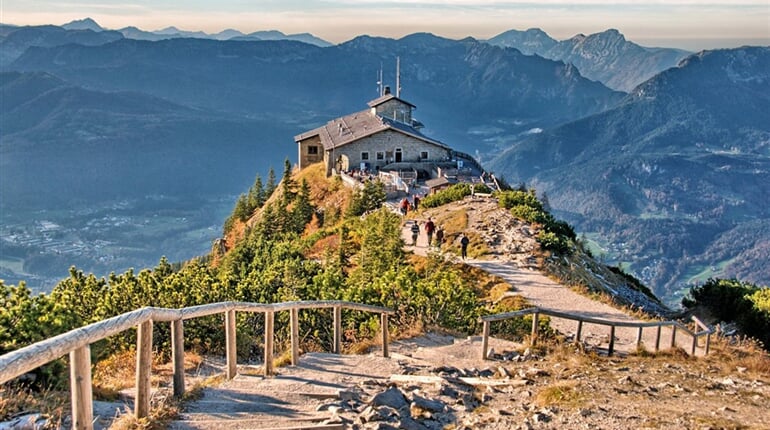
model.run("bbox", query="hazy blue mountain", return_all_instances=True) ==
[212,29,246,40]
[118,26,175,41]
[489,47,770,300]
[234,30,333,47]
[62,17,103,32]
[487,28,690,92]
[0,25,123,66]
[486,28,557,55]
[0,71,291,208]
[154,26,208,39]
[10,33,623,155]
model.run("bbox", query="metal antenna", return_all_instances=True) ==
[377,63,384,96]
[396,56,401,97]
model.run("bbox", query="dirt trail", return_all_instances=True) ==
[400,213,693,355]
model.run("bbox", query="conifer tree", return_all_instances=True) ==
[281,158,297,203]
[265,167,277,197]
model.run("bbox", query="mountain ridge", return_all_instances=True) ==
[487,27,691,92]
[489,46,770,301]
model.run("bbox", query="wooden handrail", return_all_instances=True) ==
[480,307,713,360]
[0,300,393,430]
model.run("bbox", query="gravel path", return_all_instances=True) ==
[400,218,698,355]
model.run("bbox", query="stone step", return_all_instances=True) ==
[168,412,337,430]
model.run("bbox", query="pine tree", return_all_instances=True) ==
[248,174,265,211]
[281,158,297,203]
[265,167,277,197]
[291,179,314,233]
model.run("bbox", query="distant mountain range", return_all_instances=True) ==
[7,32,622,154]
[487,28,691,92]
[1,18,768,300]
[61,17,333,46]
[489,46,770,298]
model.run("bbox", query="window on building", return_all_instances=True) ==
[307,145,319,155]
[376,151,385,160]
[420,151,429,160]
[361,152,369,160]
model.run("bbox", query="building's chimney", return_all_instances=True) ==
[384,86,391,95]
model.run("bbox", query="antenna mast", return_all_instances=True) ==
[377,63,384,96]
[396,56,401,97]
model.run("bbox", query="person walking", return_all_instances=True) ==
[435,227,444,248]
[410,221,420,246]
[413,194,421,211]
[460,233,469,260]
[424,217,435,247]
[400,197,410,216]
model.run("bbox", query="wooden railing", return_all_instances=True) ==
[0,300,393,430]
[480,307,713,359]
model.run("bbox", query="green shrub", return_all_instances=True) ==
[683,278,770,350]
[421,184,473,208]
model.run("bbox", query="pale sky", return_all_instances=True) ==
[2,0,769,50]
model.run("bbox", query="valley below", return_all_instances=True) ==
[0,195,231,293]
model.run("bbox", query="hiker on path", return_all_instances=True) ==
[424,218,435,247]
[460,233,469,260]
[413,194,421,211]
[410,221,420,246]
[400,197,410,216]
[435,227,444,248]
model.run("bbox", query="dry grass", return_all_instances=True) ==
[0,386,68,424]
[535,380,583,408]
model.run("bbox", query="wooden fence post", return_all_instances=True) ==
[691,333,698,356]
[264,311,274,376]
[135,320,153,419]
[655,325,662,352]
[481,320,490,360]
[670,325,677,349]
[333,306,342,354]
[636,326,644,350]
[381,313,389,358]
[290,308,299,366]
[576,320,583,343]
[705,332,711,355]
[69,345,93,430]
[225,310,237,380]
[171,319,185,397]
[608,325,616,356]
[530,312,539,345]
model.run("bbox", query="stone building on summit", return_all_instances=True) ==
[294,87,484,182]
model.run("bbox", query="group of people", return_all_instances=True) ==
[408,217,470,259]
[399,194,421,216]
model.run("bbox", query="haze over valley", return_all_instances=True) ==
[1,17,768,304]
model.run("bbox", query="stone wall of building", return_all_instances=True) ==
[298,135,324,170]
[330,130,451,173]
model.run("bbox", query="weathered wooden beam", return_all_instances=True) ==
[576,320,583,342]
[530,312,539,345]
[69,345,93,430]
[290,308,300,366]
[670,325,677,349]
[381,313,389,358]
[691,332,698,356]
[265,311,274,376]
[481,320,490,360]
[636,326,644,350]
[655,325,662,352]
[333,306,342,354]
[608,325,616,356]
[135,320,153,419]
[705,332,711,355]
[225,310,237,380]
[171,319,185,397]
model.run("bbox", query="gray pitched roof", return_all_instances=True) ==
[367,93,416,108]
[295,108,449,151]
